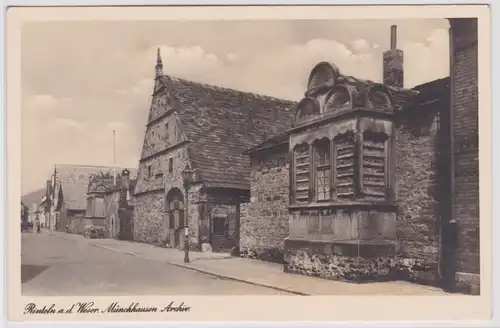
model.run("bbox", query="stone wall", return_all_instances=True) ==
[105,192,120,239]
[134,140,203,247]
[133,191,165,244]
[395,106,441,284]
[240,144,290,263]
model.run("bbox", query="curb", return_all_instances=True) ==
[163,260,308,296]
[47,232,308,296]
[90,243,138,256]
[87,242,307,295]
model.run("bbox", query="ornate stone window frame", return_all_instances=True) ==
[306,62,341,93]
[325,85,353,113]
[295,97,320,123]
[365,84,394,111]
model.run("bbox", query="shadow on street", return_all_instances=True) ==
[21,264,49,283]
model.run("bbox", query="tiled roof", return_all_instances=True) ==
[55,164,138,210]
[160,76,297,190]
[411,77,450,103]
[340,75,418,108]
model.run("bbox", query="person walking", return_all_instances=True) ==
[35,215,41,233]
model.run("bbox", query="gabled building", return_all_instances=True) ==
[134,49,297,252]
[48,164,137,233]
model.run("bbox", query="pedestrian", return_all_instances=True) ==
[35,216,41,233]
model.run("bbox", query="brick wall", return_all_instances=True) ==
[451,19,479,276]
[105,192,120,238]
[395,106,441,279]
[240,144,290,263]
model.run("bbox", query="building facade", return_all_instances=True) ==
[241,22,479,294]
[85,169,136,239]
[133,50,296,252]
[47,164,137,233]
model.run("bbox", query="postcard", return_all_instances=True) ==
[6,4,492,322]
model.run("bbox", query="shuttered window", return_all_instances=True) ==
[361,132,388,200]
[334,134,356,198]
[294,144,310,203]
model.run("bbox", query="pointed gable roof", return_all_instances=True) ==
[158,75,297,189]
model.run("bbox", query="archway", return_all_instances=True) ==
[165,188,185,249]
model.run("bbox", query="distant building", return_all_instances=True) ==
[133,49,296,252]
[85,168,137,239]
[46,164,137,233]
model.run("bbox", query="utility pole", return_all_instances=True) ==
[113,130,116,186]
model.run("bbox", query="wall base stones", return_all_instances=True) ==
[240,246,284,264]
[455,272,480,295]
[283,238,438,284]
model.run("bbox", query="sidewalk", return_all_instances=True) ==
[46,230,453,296]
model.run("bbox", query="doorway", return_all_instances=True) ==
[166,188,185,249]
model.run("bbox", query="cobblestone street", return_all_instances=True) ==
[21,232,291,296]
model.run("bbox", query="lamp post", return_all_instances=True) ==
[181,164,194,263]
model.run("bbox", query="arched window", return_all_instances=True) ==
[295,98,320,122]
[366,85,393,110]
[325,86,352,112]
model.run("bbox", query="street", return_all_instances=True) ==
[21,232,291,296]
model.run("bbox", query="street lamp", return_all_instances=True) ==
[181,164,194,263]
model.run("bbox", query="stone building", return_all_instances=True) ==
[47,164,136,233]
[85,169,137,239]
[133,49,296,252]
[241,22,479,294]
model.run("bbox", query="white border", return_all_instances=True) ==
[1,0,497,327]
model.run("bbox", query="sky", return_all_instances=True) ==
[21,18,450,194]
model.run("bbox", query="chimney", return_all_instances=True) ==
[383,25,404,88]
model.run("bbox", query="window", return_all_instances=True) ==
[293,144,310,203]
[334,133,356,198]
[213,216,227,236]
[361,131,388,199]
[86,198,93,216]
[168,158,174,173]
[94,197,105,217]
[314,140,331,201]
[165,123,169,140]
